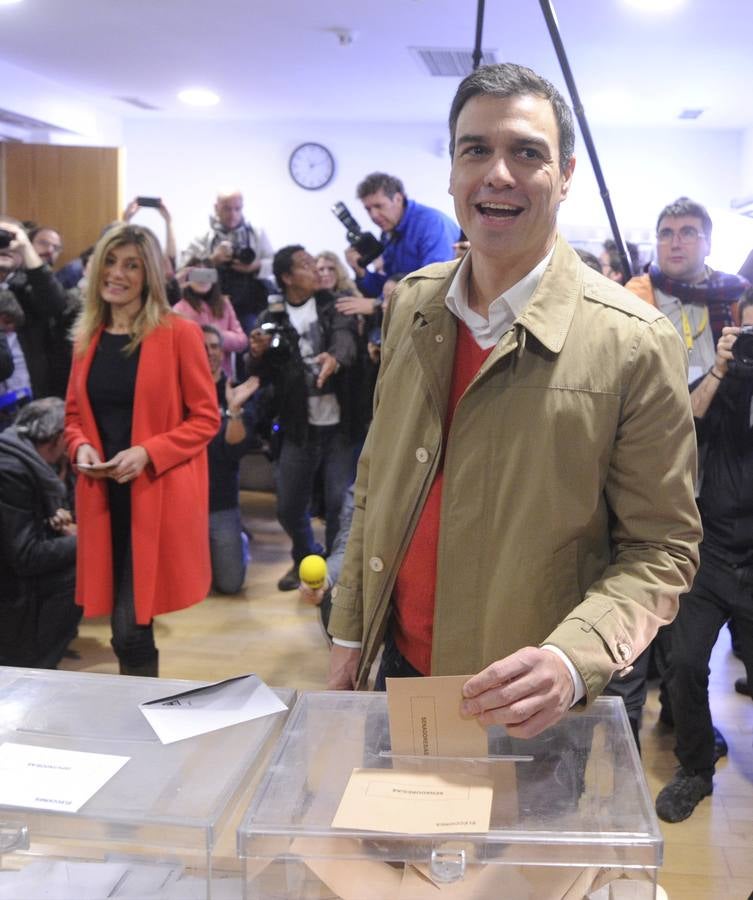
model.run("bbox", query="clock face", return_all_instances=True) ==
[288,142,335,191]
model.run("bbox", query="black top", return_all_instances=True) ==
[87,332,140,459]
[696,369,753,565]
[87,332,141,561]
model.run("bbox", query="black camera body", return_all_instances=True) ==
[233,246,256,265]
[0,228,15,250]
[259,296,294,363]
[732,325,753,368]
[331,202,384,267]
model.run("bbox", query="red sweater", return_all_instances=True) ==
[392,321,494,674]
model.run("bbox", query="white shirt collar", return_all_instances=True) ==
[445,245,555,349]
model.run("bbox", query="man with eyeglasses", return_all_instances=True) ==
[627,199,751,823]
[626,197,748,405]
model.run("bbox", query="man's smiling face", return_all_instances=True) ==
[449,93,574,284]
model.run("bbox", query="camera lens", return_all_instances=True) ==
[0,229,14,250]
[733,328,753,367]
[234,247,256,265]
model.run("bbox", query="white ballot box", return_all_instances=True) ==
[238,692,663,900]
[0,666,294,900]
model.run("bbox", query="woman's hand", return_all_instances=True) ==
[107,445,151,484]
[75,443,110,479]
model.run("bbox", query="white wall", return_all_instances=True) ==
[123,116,746,269]
[0,58,123,145]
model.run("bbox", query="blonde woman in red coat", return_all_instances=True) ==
[64,224,219,676]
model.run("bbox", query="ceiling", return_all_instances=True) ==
[0,0,751,130]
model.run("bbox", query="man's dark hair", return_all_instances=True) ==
[273,244,305,287]
[575,249,602,273]
[356,173,406,201]
[14,397,65,444]
[448,63,575,172]
[656,197,713,238]
[0,290,25,328]
[201,323,223,345]
[28,225,60,242]
[737,286,753,320]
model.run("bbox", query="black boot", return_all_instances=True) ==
[119,651,159,678]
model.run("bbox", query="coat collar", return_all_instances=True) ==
[410,234,582,355]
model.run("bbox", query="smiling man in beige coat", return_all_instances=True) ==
[327,63,701,739]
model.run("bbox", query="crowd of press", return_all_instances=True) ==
[1,157,752,826]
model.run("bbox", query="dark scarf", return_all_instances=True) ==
[649,264,749,342]
[0,429,66,518]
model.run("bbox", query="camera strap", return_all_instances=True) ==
[680,305,709,351]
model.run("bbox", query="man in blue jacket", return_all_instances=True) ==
[346,172,460,298]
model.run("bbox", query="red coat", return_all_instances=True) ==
[64,314,220,623]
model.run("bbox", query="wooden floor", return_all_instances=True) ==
[60,491,753,900]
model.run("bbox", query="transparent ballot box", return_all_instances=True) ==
[0,666,294,900]
[238,692,662,900]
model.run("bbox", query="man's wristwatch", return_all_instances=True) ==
[226,408,243,420]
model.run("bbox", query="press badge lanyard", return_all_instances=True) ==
[680,305,708,351]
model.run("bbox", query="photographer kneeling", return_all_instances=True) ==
[247,245,356,592]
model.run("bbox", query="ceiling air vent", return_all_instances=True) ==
[0,107,74,133]
[116,96,162,111]
[678,108,704,120]
[411,47,498,77]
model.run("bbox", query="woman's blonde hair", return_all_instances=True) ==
[73,223,171,355]
[316,250,362,297]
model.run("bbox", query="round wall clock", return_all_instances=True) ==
[288,142,335,190]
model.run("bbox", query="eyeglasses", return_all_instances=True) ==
[656,226,707,245]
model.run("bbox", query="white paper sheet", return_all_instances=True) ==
[139,673,288,744]
[0,742,130,814]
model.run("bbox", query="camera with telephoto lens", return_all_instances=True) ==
[233,246,256,265]
[259,295,294,363]
[331,202,384,267]
[732,325,753,369]
[0,228,14,250]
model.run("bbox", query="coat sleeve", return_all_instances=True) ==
[21,266,68,318]
[326,308,357,368]
[254,227,275,282]
[140,321,220,476]
[64,350,98,463]
[0,468,77,576]
[544,315,702,702]
[219,298,249,353]
[328,284,410,642]
[0,332,13,382]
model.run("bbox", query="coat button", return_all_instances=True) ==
[435,334,444,343]
[331,586,339,599]
[617,642,632,661]
[415,447,429,463]
[369,557,384,573]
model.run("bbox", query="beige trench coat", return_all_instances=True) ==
[330,237,701,700]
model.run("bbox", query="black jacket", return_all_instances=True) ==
[9,265,69,398]
[0,429,79,666]
[0,332,13,382]
[248,291,357,446]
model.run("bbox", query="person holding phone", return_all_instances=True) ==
[64,224,219,677]
[173,258,247,376]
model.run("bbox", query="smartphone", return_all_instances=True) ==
[136,196,162,208]
[187,267,219,285]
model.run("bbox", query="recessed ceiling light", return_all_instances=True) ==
[622,0,686,11]
[177,88,220,107]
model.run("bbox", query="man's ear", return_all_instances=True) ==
[559,156,576,202]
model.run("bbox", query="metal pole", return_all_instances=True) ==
[538,0,633,282]
[472,0,486,70]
